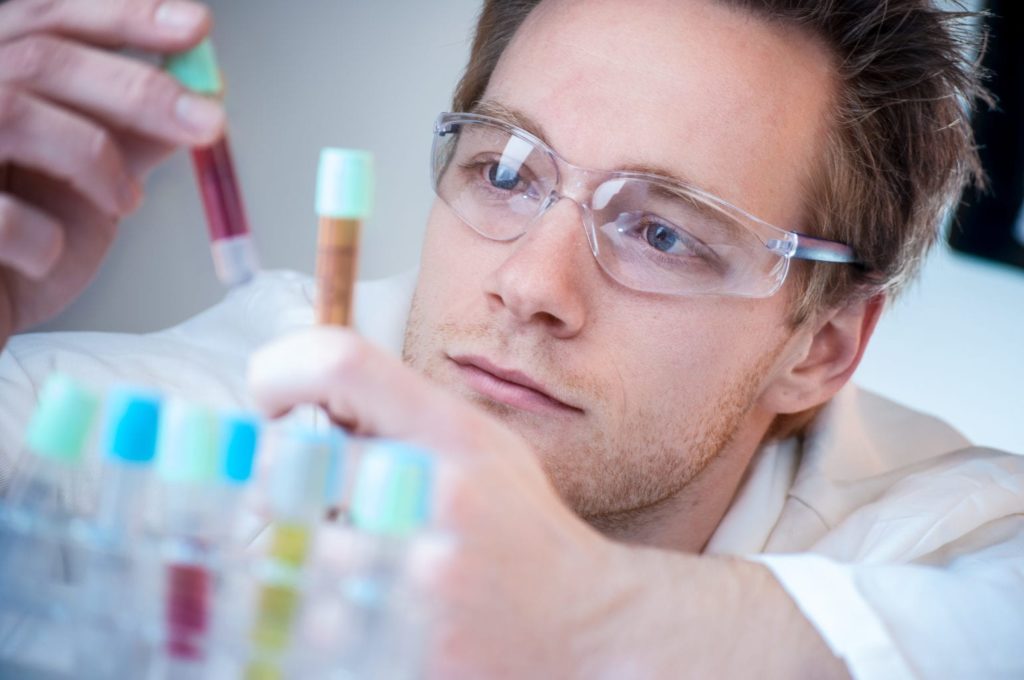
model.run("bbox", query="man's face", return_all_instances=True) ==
[404,0,834,525]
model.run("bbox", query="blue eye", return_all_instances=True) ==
[619,213,714,262]
[488,163,522,191]
[644,223,680,253]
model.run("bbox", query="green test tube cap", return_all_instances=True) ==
[351,440,434,536]
[156,399,219,484]
[24,373,100,463]
[166,39,223,95]
[315,148,375,220]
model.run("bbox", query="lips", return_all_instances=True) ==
[448,354,582,415]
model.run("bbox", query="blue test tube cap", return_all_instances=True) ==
[102,387,162,464]
[220,412,261,485]
[351,440,435,536]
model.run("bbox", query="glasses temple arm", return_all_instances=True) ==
[791,232,860,265]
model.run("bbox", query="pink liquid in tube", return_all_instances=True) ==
[191,133,260,286]
[165,561,210,660]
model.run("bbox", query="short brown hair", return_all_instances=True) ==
[452,0,987,325]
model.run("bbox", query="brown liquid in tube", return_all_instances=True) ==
[315,217,362,326]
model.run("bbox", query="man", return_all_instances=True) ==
[0,0,1021,678]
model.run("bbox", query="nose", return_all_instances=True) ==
[482,197,592,339]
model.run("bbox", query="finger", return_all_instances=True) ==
[247,328,519,458]
[0,36,225,146]
[0,87,139,216]
[0,192,63,279]
[0,0,211,52]
[1,166,120,330]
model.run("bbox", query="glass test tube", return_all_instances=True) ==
[166,40,260,288]
[0,375,98,672]
[163,409,260,676]
[154,400,222,671]
[339,440,436,679]
[245,430,332,678]
[76,387,163,679]
[311,148,374,505]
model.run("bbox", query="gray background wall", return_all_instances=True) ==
[39,0,480,334]
[35,2,1024,453]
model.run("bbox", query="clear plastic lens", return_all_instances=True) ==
[432,114,793,297]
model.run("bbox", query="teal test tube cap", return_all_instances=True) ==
[24,373,100,463]
[156,399,219,484]
[316,148,375,220]
[351,440,434,536]
[103,388,162,464]
[165,39,223,95]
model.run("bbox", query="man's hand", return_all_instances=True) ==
[248,327,850,679]
[0,0,224,342]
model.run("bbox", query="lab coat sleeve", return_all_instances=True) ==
[756,514,1024,679]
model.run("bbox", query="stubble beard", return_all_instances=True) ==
[402,286,776,532]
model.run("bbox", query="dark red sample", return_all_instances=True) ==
[191,134,251,242]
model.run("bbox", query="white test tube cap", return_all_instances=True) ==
[269,428,333,519]
[315,148,375,220]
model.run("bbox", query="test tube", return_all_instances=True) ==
[216,412,262,547]
[76,387,163,679]
[0,375,99,669]
[312,149,373,511]
[245,430,332,678]
[166,40,260,287]
[340,441,435,679]
[154,400,221,671]
[314,148,375,325]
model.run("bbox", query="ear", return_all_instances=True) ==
[760,293,885,415]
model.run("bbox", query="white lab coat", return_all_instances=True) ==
[1,271,1021,679]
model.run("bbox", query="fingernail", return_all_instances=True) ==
[175,93,224,135]
[154,1,207,30]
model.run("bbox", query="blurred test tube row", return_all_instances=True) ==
[0,373,437,679]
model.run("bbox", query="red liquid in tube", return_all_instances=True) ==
[190,134,259,285]
[191,135,249,241]
[166,561,210,660]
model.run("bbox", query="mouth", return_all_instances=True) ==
[447,354,583,415]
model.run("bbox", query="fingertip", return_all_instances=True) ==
[28,222,66,280]
[0,197,65,281]
[173,93,225,145]
[153,1,213,44]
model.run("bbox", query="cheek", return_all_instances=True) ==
[614,325,720,412]
[418,203,485,308]
[604,299,784,411]
[412,201,513,349]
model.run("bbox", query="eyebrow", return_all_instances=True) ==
[472,100,710,187]
[470,100,552,144]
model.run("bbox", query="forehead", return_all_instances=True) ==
[484,0,836,229]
